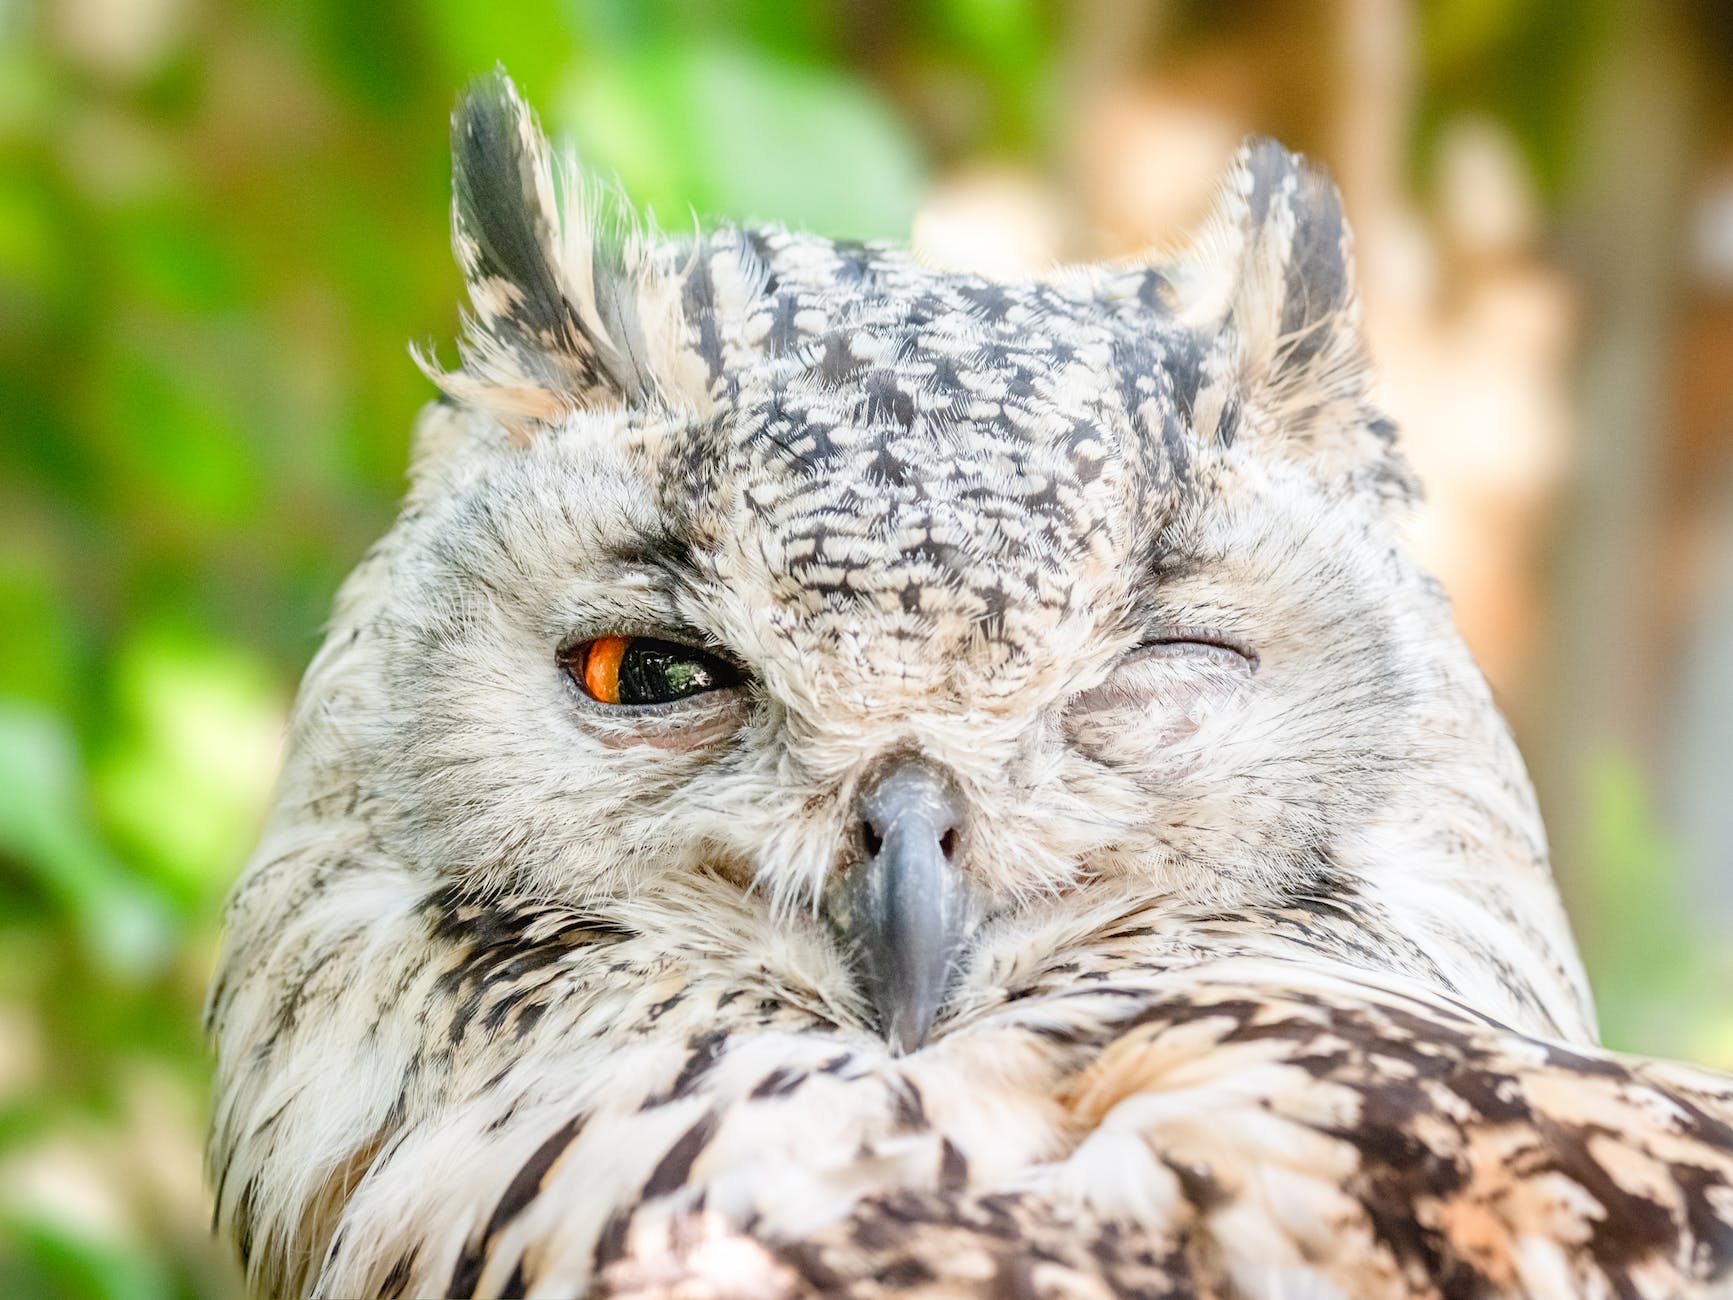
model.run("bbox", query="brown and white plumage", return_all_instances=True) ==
[207,73,1733,1298]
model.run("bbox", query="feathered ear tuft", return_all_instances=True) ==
[1172,138,1414,502]
[416,70,679,438]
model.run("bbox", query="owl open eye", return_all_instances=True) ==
[565,636,743,706]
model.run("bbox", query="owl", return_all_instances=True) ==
[207,73,1733,1299]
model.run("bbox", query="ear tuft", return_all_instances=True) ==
[417,70,672,436]
[1172,138,1414,502]
[1220,139,1356,393]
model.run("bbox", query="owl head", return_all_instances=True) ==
[290,72,1586,1054]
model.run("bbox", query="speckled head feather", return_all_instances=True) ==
[207,72,1733,1300]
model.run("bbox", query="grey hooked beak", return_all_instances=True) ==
[823,757,973,1055]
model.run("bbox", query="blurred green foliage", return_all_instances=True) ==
[0,1,1725,1296]
[0,2,954,1292]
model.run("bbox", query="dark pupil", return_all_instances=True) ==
[617,639,731,704]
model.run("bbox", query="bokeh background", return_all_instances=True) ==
[3,0,1731,1294]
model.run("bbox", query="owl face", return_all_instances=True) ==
[346,77,1496,1049]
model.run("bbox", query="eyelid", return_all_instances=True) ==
[1138,626,1259,670]
[555,621,719,659]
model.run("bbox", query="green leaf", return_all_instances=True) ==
[425,0,571,96]
[0,704,174,979]
[1579,748,1704,1055]
[92,627,284,906]
[0,1215,171,1300]
[82,329,264,527]
[0,553,78,714]
[556,39,926,238]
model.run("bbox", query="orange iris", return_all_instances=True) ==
[580,635,630,705]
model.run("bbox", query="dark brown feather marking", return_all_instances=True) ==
[642,1111,721,1200]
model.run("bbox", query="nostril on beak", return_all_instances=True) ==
[855,780,963,869]
[829,756,973,1054]
[858,806,958,866]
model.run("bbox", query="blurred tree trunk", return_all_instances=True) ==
[1535,0,1703,953]
[1056,0,1169,249]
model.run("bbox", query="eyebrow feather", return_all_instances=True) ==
[600,530,704,586]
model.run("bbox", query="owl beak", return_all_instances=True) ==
[824,757,973,1055]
